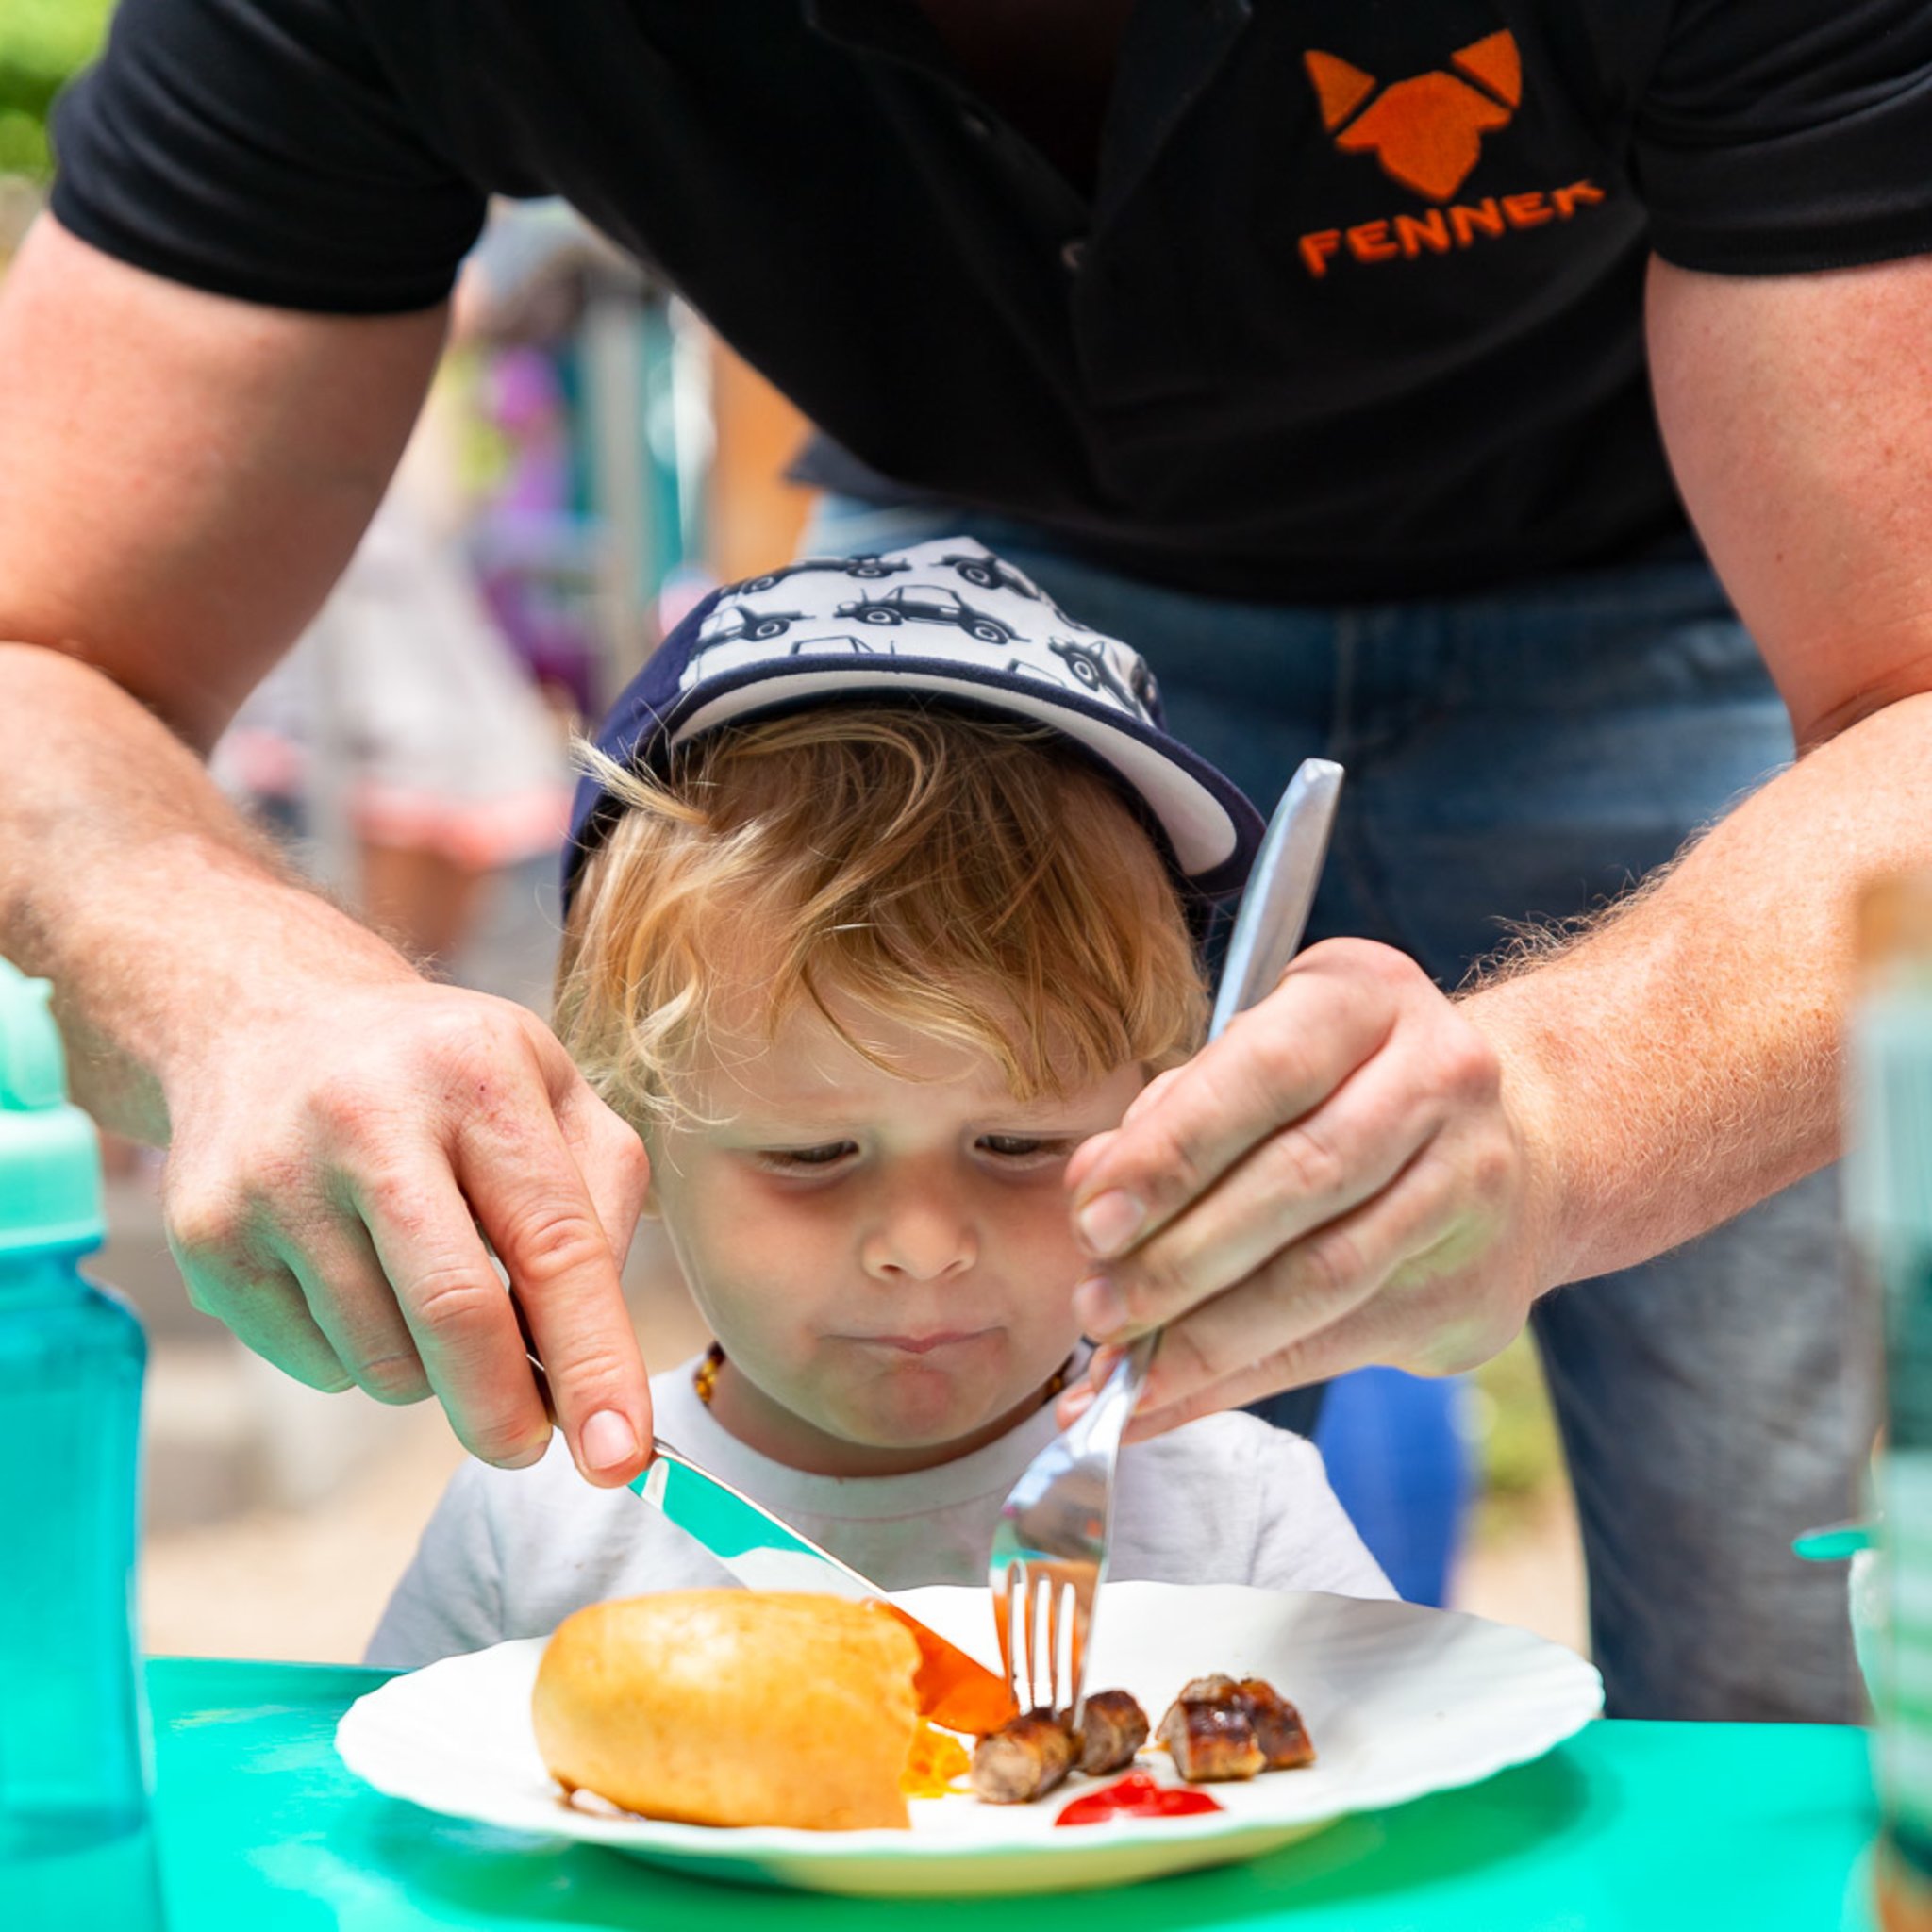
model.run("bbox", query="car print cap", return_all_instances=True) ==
[565,538,1265,908]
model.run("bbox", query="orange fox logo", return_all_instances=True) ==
[1305,31,1522,202]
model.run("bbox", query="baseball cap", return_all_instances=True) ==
[565,538,1264,909]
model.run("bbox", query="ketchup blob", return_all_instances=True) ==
[1055,1771,1224,1826]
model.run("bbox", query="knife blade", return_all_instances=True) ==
[633,1439,879,1598]
[636,1439,1017,1734]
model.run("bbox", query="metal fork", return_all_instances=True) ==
[988,758,1344,1723]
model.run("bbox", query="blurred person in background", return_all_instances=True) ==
[214,340,572,971]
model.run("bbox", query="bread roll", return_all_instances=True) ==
[531,1591,923,1830]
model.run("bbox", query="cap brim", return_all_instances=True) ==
[656,655,1260,897]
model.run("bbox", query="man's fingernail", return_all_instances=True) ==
[1074,1274,1124,1336]
[581,1408,639,1473]
[1076,1190,1144,1257]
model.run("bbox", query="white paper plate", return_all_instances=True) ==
[336,1582,1601,1897]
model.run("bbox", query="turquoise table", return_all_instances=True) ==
[146,1658,1879,1930]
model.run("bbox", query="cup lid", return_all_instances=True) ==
[0,958,104,1256]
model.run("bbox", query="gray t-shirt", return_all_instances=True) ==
[368,1358,1392,1670]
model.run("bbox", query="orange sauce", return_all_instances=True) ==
[899,1721,973,1798]
[869,1600,1018,1736]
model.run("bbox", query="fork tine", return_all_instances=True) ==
[1070,1578,1083,1717]
[1046,1576,1064,1717]
[994,1559,1017,1703]
[1068,1578,1090,1722]
[1015,1569,1033,1710]
[1038,1572,1054,1711]
[1055,1584,1069,1707]
[1007,1565,1024,1709]
[1020,1568,1035,1707]
[1036,1574,1054,1711]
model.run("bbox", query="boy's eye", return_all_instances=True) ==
[758,1142,858,1172]
[977,1134,1070,1162]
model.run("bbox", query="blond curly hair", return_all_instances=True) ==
[555,705,1208,1124]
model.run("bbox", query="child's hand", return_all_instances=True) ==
[158,970,654,1485]
[1056,938,1545,1440]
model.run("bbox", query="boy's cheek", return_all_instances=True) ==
[1005,1194,1093,1277]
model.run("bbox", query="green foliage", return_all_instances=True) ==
[1,0,118,180]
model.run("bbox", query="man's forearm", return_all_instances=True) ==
[1462,688,1932,1290]
[0,642,415,1141]
[0,223,653,1475]
[0,221,452,1141]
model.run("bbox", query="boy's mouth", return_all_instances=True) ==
[848,1329,992,1357]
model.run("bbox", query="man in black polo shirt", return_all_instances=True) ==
[3,0,1928,1720]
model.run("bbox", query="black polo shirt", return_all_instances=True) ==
[49,0,1932,601]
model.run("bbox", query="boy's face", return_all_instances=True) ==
[644,989,1145,1477]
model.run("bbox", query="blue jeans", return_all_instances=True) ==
[804,496,1864,1723]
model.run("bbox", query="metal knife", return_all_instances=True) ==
[632,1439,882,1599]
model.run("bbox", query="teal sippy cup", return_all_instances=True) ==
[0,958,163,1927]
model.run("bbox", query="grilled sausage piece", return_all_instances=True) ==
[1239,1677,1316,1771]
[1076,1689,1150,1775]
[1174,1673,1241,1704]
[1158,1681,1267,1784]
[970,1710,1074,1805]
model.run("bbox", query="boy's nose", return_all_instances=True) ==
[859,1193,977,1283]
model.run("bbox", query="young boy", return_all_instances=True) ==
[368,539,1390,1669]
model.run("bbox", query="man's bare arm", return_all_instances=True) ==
[1473,252,1932,1286]
[1060,248,1932,1433]
[0,217,443,1133]
[0,219,652,1480]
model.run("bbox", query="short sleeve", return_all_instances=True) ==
[364,1459,508,1671]
[50,0,486,313]
[1109,1411,1396,1596]
[1244,1429,1396,1601]
[1631,0,1932,273]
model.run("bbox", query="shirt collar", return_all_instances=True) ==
[802,0,1257,230]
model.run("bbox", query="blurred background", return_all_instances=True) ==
[3,4,1585,1666]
